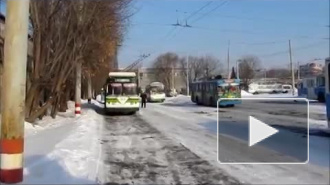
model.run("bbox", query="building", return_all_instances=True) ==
[138,67,187,93]
[299,62,324,78]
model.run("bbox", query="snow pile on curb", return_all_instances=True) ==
[165,95,192,104]
[25,122,44,136]
[241,90,253,97]
[33,101,75,129]
[96,94,105,103]
[21,103,103,184]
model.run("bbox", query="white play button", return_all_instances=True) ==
[249,116,279,147]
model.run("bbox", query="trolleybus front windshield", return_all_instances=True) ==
[150,87,164,94]
[107,83,122,95]
[123,83,137,95]
[217,85,240,97]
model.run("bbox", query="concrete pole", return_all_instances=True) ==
[297,62,300,80]
[186,55,189,96]
[172,67,174,90]
[75,62,82,116]
[227,40,230,79]
[289,40,295,96]
[87,73,92,104]
[236,60,240,79]
[75,0,83,116]
[0,0,30,183]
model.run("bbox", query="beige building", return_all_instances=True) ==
[137,67,187,93]
[299,62,324,78]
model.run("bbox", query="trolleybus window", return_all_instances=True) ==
[108,83,122,95]
[229,85,240,93]
[123,83,137,95]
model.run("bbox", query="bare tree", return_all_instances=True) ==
[238,55,261,89]
[152,52,180,90]
[180,55,223,83]
[26,0,132,122]
[266,68,291,79]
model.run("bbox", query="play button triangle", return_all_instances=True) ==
[249,116,279,147]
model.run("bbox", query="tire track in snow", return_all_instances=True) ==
[100,114,241,185]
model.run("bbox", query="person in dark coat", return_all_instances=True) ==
[140,92,147,108]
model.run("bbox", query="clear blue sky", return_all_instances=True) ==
[119,0,329,69]
[1,0,328,69]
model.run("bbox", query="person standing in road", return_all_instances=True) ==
[140,91,147,108]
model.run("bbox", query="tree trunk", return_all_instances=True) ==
[87,73,92,103]
[59,88,69,112]
[58,95,67,112]
[51,96,59,118]
[25,96,54,123]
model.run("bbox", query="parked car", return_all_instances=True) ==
[281,84,292,93]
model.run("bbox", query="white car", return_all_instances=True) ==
[281,84,292,93]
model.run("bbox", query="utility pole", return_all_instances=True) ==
[87,73,92,104]
[186,55,189,96]
[236,60,240,79]
[137,68,140,90]
[227,40,230,79]
[172,66,175,90]
[75,63,82,115]
[0,0,30,183]
[75,0,83,116]
[297,62,300,80]
[289,40,295,96]
[174,70,176,90]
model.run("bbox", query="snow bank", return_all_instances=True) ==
[25,122,43,136]
[241,90,253,96]
[33,101,75,129]
[21,101,103,184]
[96,94,105,103]
[165,95,193,105]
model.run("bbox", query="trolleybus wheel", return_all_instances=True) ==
[318,93,325,103]
[196,97,201,105]
[209,97,215,107]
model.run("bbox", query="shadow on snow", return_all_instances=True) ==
[21,155,99,185]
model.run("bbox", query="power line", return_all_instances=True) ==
[185,25,328,41]
[167,1,214,39]
[260,41,328,58]
[131,21,328,42]
[184,1,214,21]
[190,0,229,24]
[184,11,328,28]
[131,22,174,27]
[234,40,288,46]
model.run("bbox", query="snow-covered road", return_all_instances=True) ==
[140,96,329,184]
[100,109,239,184]
[19,98,329,185]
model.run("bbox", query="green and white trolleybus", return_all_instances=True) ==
[103,72,140,114]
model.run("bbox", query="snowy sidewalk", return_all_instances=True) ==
[19,101,103,184]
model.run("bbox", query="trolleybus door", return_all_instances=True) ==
[325,58,330,128]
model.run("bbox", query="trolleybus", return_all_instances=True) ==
[145,82,166,102]
[324,57,330,128]
[103,72,140,114]
[190,78,241,107]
